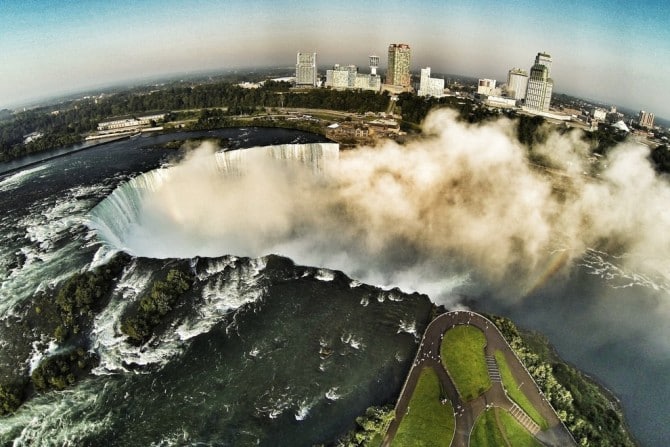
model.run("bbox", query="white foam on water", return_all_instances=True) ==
[340,332,365,351]
[176,257,267,342]
[0,165,49,193]
[256,389,294,420]
[88,244,120,270]
[91,256,271,374]
[325,387,341,401]
[26,337,60,375]
[90,262,157,374]
[0,380,113,446]
[387,290,404,302]
[397,319,418,339]
[0,183,111,314]
[150,428,192,447]
[295,399,316,421]
[314,269,335,281]
[580,248,670,293]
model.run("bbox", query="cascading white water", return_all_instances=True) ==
[214,143,339,175]
[87,168,171,254]
[87,143,339,258]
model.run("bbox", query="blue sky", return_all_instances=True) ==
[1,0,669,118]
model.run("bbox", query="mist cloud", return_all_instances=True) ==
[97,110,670,306]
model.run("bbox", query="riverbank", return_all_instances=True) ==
[337,310,637,447]
[0,135,130,177]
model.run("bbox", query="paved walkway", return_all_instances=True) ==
[381,310,575,447]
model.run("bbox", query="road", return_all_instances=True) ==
[381,310,576,447]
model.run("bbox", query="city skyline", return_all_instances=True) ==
[1,0,669,118]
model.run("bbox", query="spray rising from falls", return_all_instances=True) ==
[88,142,339,259]
[87,112,670,308]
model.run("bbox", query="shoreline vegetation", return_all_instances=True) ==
[338,311,637,447]
[3,72,666,176]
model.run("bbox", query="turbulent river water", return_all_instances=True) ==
[0,127,668,446]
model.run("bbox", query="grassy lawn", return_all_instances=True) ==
[494,350,549,429]
[440,325,491,401]
[471,407,543,447]
[392,367,455,447]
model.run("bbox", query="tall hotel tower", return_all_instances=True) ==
[525,52,553,111]
[296,52,317,87]
[386,44,411,88]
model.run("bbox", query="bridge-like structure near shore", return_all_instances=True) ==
[382,310,576,447]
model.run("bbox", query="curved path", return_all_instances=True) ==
[382,310,575,447]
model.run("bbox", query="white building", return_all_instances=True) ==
[591,108,607,121]
[638,110,655,129]
[354,73,381,91]
[507,68,528,100]
[525,52,553,112]
[477,78,497,95]
[325,64,355,89]
[417,67,445,98]
[485,96,517,108]
[295,52,317,87]
[97,113,166,131]
[326,63,380,91]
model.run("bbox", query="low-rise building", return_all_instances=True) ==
[477,78,497,95]
[591,108,607,121]
[484,96,517,108]
[326,64,380,91]
[97,113,167,131]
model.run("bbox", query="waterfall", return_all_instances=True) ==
[214,142,339,175]
[87,168,170,255]
[87,143,339,258]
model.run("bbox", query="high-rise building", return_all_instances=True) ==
[638,110,655,129]
[525,52,553,112]
[386,44,411,88]
[534,52,552,72]
[417,67,445,98]
[295,52,317,87]
[506,68,528,100]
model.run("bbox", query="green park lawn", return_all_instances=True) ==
[440,325,491,401]
[494,350,549,429]
[391,367,455,447]
[471,407,543,447]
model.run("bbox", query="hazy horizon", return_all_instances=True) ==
[1,0,669,119]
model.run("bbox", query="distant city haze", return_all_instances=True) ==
[1,0,669,118]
